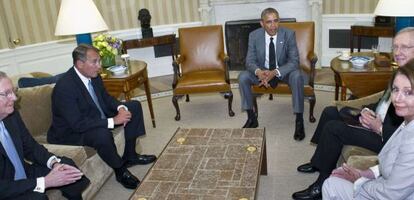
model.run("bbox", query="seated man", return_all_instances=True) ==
[292,27,414,200]
[238,7,306,141]
[0,71,89,200]
[47,44,156,189]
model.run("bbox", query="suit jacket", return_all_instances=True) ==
[356,121,414,199]
[0,111,53,199]
[245,27,299,79]
[47,67,122,145]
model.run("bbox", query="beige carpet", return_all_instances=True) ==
[93,89,335,200]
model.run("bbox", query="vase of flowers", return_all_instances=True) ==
[92,34,122,68]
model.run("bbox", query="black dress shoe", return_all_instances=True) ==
[116,170,140,189]
[297,162,318,173]
[124,154,157,167]
[294,120,305,141]
[242,118,259,128]
[292,182,322,200]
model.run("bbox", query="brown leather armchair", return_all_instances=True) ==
[252,21,317,123]
[172,25,235,121]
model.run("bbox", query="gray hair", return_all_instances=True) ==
[72,44,99,66]
[0,71,8,81]
[395,27,414,37]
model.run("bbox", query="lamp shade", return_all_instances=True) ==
[374,0,414,16]
[55,0,108,36]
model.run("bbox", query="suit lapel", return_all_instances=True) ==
[258,28,266,68]
[70,68,100,110]
[276,28,285,64]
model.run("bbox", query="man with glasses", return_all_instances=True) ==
[292,27,414,200]
[238,7,306,141]
[47,44,156,190]
[0,71,89,200]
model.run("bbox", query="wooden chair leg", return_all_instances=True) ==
[308,95,316,123]
[224,92,235,117]
[172,95,182,121]
[185,94,190,102]
[268,94,273,100]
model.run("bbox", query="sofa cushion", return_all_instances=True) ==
[16,84,54,138]
[42,144,87,167]
[347,155,378,170]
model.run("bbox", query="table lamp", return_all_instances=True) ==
[374,0,414,32]
[55,0,108,45]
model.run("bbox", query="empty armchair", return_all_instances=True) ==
[172,25,235,120]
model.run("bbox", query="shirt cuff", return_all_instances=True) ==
[117,105,128,111]
[254,68,260,76]
[275,69,281,77]
[369,165,380,178]
[34,177,45,193]
[46,156,61,169]
[108,118,114,129]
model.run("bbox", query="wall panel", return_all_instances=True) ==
[0,0,200,50]
[323,0,379,14]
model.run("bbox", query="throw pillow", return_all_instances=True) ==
[18,73,64,88]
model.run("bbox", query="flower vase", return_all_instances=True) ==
[101,54,116,68]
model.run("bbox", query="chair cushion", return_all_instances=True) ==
[252,83,314,96]
[347,155,378,170]
[174,70,231,94]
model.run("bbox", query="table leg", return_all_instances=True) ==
[144,79,156,128]
[341,85,347,101]
[357,36,362,52]
[261,135,267,175]
[334,72,340,101]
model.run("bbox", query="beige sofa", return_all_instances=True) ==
[334,91,384,170]
[12,73,125,200]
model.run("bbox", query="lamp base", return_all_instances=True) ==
[396,17,414,33]
[76,33,92,45]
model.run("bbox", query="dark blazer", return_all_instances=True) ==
[47,67,122,145]
[245,27,299,79]
[0,111,53,199]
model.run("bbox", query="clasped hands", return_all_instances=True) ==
[256,69,278,88]
[44,163,83,188]
[114,107,132,127]
[359,108,383,135]
[331,163,374,183]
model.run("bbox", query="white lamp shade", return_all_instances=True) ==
[374,0,414,16]
[55,0,108,36]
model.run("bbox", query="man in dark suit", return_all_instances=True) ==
[47,44,156,189]
[238,7,306,140]
[292,27,414,200]
[0,71,89,200]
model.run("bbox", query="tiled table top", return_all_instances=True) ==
[130,128,267,200]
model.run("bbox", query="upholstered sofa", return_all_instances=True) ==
[334,91,384,170]
[11,73,125,200]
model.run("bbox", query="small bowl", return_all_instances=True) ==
[350,57,369,69]
[107,65,127,75]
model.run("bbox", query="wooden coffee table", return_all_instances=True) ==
[102,60,155,127]
[130,128,267,200]
[331,52,395,101]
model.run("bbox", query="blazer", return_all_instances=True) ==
[356,121,414,199]
[0,111,53,199]
[245,27,299,79]
[47,67,122,145]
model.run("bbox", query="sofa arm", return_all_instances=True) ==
[334,91,384,110]
[347,155,378,170]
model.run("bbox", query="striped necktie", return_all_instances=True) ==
[87,80,106,119]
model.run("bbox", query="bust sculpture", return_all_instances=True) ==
[138,8,153,38]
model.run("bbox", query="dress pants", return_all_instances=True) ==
[322,176,354,200]
[81,100,146,169]
[309,106,383,175]
[18,156,90,200]
[238,69,305,113]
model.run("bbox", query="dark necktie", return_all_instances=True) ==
[0,121,27,180]
[87,80,106,119]
[269,37,276,70]
[268,37,278,88]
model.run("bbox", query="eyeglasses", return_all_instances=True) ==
[0,88,17,99]
[391,45,414,53]
[391,87,414,98]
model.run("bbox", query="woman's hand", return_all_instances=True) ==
[331,163,362,183]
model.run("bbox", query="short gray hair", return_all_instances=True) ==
[0,71,8,81]
[261,8,279,20]
[395,27,414,37]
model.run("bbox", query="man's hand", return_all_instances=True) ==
[359,108,382,134]
[256,70,276,88]
[331,163,361,183]
[113,108,132,126]
[44,164,83,188]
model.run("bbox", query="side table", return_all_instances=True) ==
[102,60,156,128]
